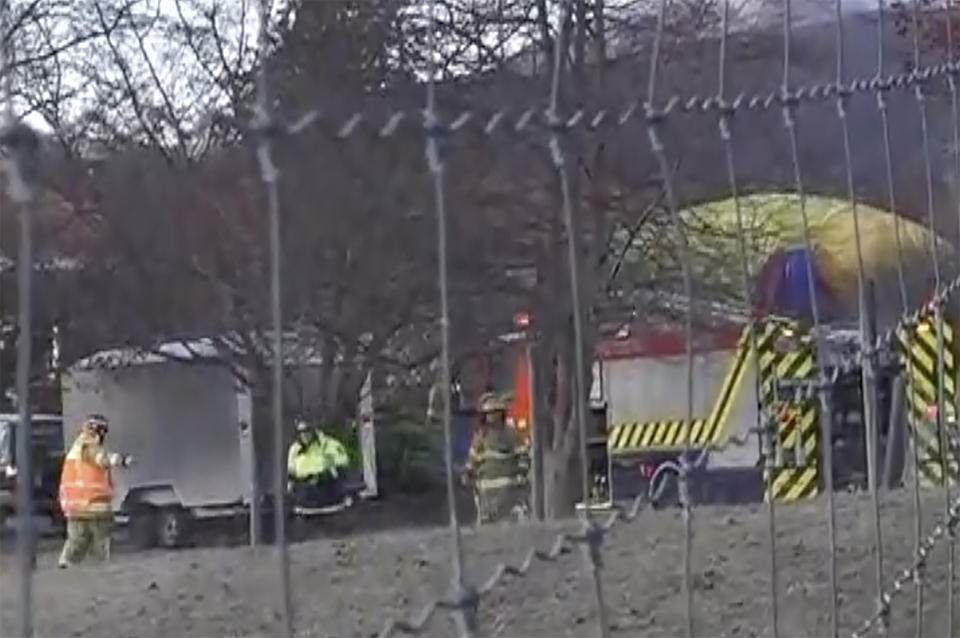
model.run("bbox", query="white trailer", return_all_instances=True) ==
[61,342,254,548]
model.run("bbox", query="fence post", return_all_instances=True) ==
[527,340,543,520]
[254,0,292,632]
[0,112,40,638]
[358,370,378,499]
[11,133,37,638]
[882,374,905,490]
[863,280,880,495]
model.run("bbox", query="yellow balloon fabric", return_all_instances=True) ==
[682,192,951,298]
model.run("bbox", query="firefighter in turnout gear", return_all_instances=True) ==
[57,414,132,568]
[287,419,350,508]
[465,392,528,524]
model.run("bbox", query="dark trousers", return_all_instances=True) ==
[290,474,342,508]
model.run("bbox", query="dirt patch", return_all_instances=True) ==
[2,488,959,637]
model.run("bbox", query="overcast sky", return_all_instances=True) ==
[12,0,893,136]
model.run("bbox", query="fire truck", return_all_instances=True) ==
[484,290,950,510]
[462,191,956,509]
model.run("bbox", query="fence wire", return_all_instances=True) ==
[372,0,960,634]
[9,0,960,636]
[715,0,783,629]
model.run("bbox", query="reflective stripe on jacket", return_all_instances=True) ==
[477,475,523,490]
[469,427,524,493]
[288,430,349,480]
[58,433,117,517]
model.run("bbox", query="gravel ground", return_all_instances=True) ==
[2,488,959,638]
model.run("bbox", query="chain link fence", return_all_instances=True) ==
[8,0,960,636]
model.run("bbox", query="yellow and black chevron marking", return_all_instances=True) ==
[764,466,819,502]
[896,315,959,488]
[607,418,709,451]
[607,327,752,454]
[758,319,820,503]
[918,459,960,487]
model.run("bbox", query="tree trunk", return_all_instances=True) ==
[247,364,267,545]
[543,440,581,519]
[531,0,608,522]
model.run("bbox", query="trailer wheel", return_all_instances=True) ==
[156,507,192,548]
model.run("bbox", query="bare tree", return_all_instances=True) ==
[10,0,733,515]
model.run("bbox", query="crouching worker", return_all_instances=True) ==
[466,393,528,525]
[287,419,350,509]
[58,414,133,568]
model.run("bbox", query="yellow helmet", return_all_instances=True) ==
[81,414,108,437]
[478,392,509,414]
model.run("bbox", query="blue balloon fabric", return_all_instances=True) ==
[755,246,838,321]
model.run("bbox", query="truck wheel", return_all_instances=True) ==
[156,507,192,548]
[130,506,158,549]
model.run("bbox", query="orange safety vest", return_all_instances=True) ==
[58,436,113,517]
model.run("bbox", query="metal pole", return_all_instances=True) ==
[0,4,34,635]
[527,340,543,520]
[254,0,292,634]
[833,0,887,626]
[548,5,609,635]
[14,188,34,638]
[908,0,954,623]
[882,374,905,491]
[862,295,879,495]
[249,420,261,545]
[424,4,472,634]
[859,279,887,632]
[934,303,954,632]
[239,382,260,546]
[266,176,292,636]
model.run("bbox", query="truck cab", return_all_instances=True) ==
[0,413,65,527]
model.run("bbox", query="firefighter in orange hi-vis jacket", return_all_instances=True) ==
[57,414,132,568]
